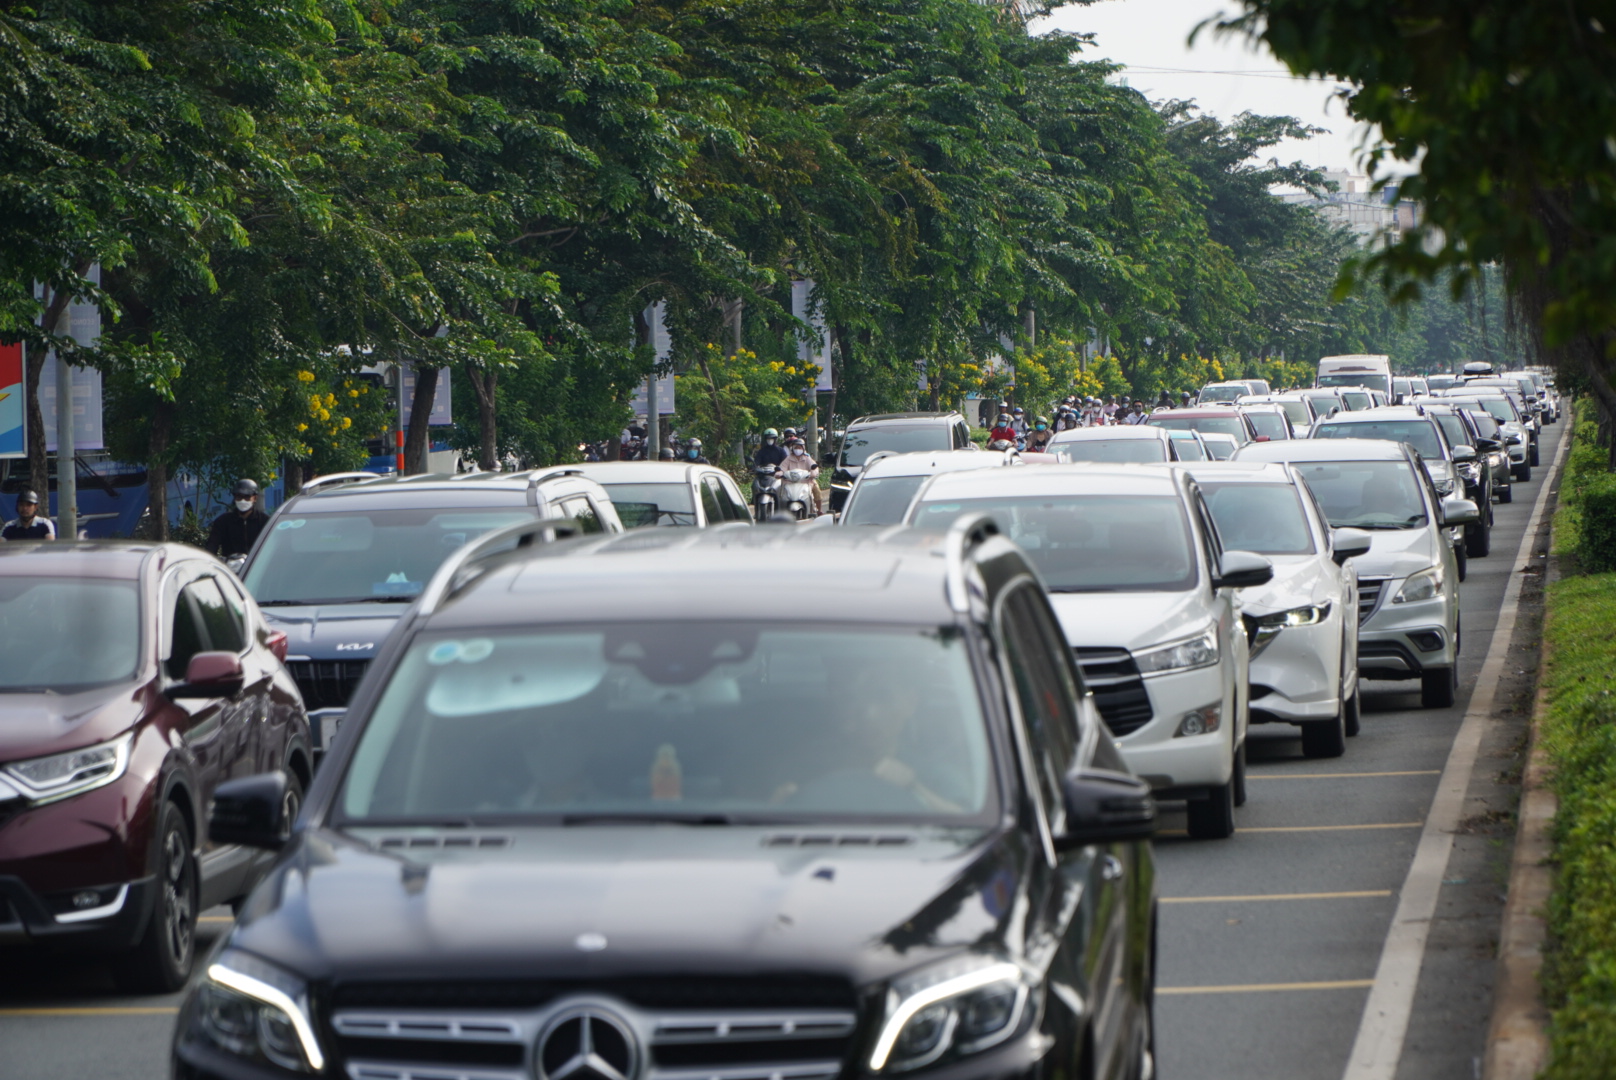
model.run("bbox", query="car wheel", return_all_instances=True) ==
[1514,462,1531,483]
[112,801,198,994]
[1186,772,1236,840]
[1421,664,1458,709]
[1344,685,1362,737]
[1467,519,1491,558]
[1300,708,1346,758]
[1498,480,1514,504]
[1129,981,1157,1080]
[1530,442,1541,467]
[1455,541,1468,582]
[1232,740,1248,808]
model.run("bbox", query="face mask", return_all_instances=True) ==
[235,499,254,513]
[1035,423,1047,431]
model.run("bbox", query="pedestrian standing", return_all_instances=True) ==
[1,490,56,541]
[205,479,270,558]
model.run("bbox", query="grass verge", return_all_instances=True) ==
[1538,401,1616,1078]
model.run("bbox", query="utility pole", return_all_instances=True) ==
[646,372,660,455]
[54,357,76,540]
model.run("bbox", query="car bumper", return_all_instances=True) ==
[1249,621,1340,724]
[1358,589,1456,679]
[0,872,156,951]
[1115,664,1232,792]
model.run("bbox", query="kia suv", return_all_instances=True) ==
[174,518,1159,1080]
[0,543,310,992]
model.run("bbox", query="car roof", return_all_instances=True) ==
[860,449,1013,478]
[1235,437,1412,464]
[1316,406,1437,423]
[1236,402,1288,413]
[283,467,605,512]
[1199,432,1240,444]
[916,463,1185,502]
[847,412,960,427]
[424,523,1012,628]
[1047,426,1169,442]
[1151,407,1247,419]
[1173,461,1297,484]
[568,461,720,485]
[0,540,184,579]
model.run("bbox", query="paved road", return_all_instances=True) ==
[0,421,1563,1079]
[1154,418,1563,1080]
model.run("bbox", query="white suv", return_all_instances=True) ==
[1235,438,1478,707]
[1179,462,1371,757]
[908,465,1272,839]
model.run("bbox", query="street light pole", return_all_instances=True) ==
[54,356,76,540]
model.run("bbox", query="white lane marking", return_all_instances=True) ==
[1163,890,1392,903]
[1163,980,1374,995]
[1250,771,1441,780]
[1341,425,1568,1080]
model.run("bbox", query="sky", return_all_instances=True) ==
[1031,0,1387,177]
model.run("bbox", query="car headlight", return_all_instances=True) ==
[1248,602,1331,655]
[1393,566,1444,604]
[1134,627,1219,676]
[2,733,132,805]
[1456,462,1480,481]
[194,949,324,1073]
[870,955,1033,1072]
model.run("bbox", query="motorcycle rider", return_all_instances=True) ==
[683,438,710,464]
[989,412,1018,445]
[658,447,675,461]
[779,435,821,516]
[1027,416,1054,452]
[205,478,269,557]
[1,489,55,541]
[754,428,787,470]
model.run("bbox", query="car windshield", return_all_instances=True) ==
[1275,400,1312,426]
[244,507,535,604]
[1432,414,1469,450]
[600,483,697,528]
[1465,411,1501,439]
[1314,419,1444,459]
[1202,437,1236,460]
[842,475,928,525]
[1318,374,1384,392]
[1453,396,1518,424]
[1290,461,1429,529]
[913,494,1198,592]
[1198,385,1244,402]
[1245,411,1289,440]
[1393,378,1411,396]
[1427,375,1460,390]
[1200,483,1315,555]
[338,624,995,824]
[1338,390,1372,411]
[839,426,950,468]
[1053,438,1166,464]
[0,578,140,692]
[1167,433,1207,461]
[1147,414,1246,440]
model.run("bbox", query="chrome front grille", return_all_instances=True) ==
[332,1004,856,1080]
[1073,648,1154,737]
[1358,578,1390,624]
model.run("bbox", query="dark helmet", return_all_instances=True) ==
[15,489,39,507]
[658,447,675,460]
[233,478,260,499]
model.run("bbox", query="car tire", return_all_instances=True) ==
[1530,442,1541,467]
[1467,519,1491,558]
[1232,740,1248,808]
[1128,980,1157,1080]
[1421,665,1458,709]
[1498,480,1514,504]
[112,801,198,994]
[1514,462,1531,483]
[1344,686,1362,737]
[1186,772,1236,840]
[1301,710,1346,758]
[1455,542,1468,582]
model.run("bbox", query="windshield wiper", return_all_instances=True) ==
[261,595,417,606]
[560,812,737,826]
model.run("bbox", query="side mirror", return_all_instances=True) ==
[224,554,247,575]
[1441,496,1481,527]
[1451,446,1477,463]
[1057,768,1157,847]
[210,771,292,851]
[1213,550,1274,590]
[1331,527,1373,565]
[166,651,245,699]
[1475,437,1501,452]
[1507,433,1523,445]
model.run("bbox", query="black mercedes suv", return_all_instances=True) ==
[173,518,1158,1080]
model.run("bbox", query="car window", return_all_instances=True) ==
[1245,411,1289,440]
[1290,461,1429,529]
[1314,419,1444,459]
[839,426,952,468]
[1200,483,1315,555]
[1147,415,1247,441]
[191,577,247,654]
[698,478,726,525]
[167,582,208,680]
[844,475,928,526]
[339,624,995,823]
[1432,414,1468,450]
[1053,438,1167,464]
[560,496,604,533]
[1275,400,1312,427]
[719,477,751,522]
[601,483,698,528]
[997,587,1080,833]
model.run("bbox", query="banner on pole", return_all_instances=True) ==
[41,279,105,452]
[630,301,676,416]
[401,365,452,426]
[0,343,22,458]
[791,279,833,392]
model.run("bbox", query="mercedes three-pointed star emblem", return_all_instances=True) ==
[537,1006,639,1080]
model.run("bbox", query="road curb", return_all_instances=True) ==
[1482,447,1565,1080]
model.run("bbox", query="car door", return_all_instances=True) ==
[1190,486,1248,747]
[209,572,279,775]
[997,584,1132,1078]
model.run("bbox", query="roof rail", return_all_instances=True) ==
[300,471,382,495]
[943,513,1001,614]
[417,517,582,615]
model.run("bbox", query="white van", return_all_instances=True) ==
[1317,354,1393,398]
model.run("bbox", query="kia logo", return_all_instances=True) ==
[334,642,374,652]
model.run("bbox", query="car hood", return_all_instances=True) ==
[1340,526,1440,580]
[231,824,1050,987]
[0,682,151,761]
[1047,590,1210,651]
[1235,555,1336,617]
[261,605,408,661]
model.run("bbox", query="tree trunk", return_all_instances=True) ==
[466,365,498,470]
[694,349,728,451]
[285,460,304,497]
[404,365,439,474]
[146,401,174,541]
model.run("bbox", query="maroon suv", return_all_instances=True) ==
[0,543,311,991]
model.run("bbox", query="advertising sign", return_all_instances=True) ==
[42,362,105,452]
[402,365,452,426]
[0,342,22,458]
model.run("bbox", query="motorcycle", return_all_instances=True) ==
[753,465,782,519]
[780,468,817,520]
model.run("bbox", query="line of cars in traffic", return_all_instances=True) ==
[0,362,1559,1080]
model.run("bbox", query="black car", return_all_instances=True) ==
[828,412,976,512]
[174,519,1159,1080]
